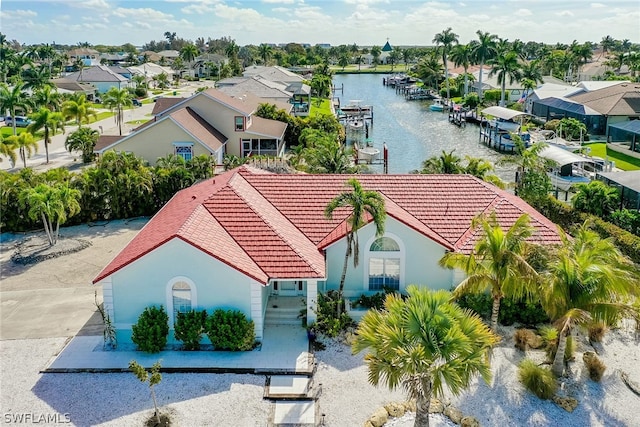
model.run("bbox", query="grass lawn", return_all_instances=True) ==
[309,98,332,116]
[584,143,640,171]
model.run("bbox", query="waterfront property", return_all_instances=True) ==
[93,166,563,346]
[479,106,532,152]
[94,88,289,165]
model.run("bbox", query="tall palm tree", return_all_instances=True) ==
[600,35,615,59]
[353,287,498,427]
[414,54,443,90]
[370,45,382,69]
[433,27,459,99]
[541,225,639,376]
[180,43,199,64]
[32,85,62,111]
[450,43,473,96]
[27,107,66,164]
[258,43,273,65]
[439,212,538,331]
[471,31,498,102]
[62,93,97,130]
[7,131,38,168]
[488,51,522,107]
[103,87,133,136]
[324,178,386,313]
[0,82,32,136]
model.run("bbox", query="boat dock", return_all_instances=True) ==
[336,99,374,124]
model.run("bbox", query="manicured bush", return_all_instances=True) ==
[134,87,147,98]
[174,309,208,350]
[583,351,606,382]
[131,305,169,353]
[206,309,255,351]
[352,287,399,310]
[518,359,558,399]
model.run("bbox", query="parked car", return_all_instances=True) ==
[132,99,142,107]
[5,116,32,128]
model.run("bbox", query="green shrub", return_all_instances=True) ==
[518,359,558,399]
[206,309,255,351]
[134,87,147,98]
[174,309,208,350]
[455,293,549,326]
[314,290,355,338]
[539,326,574,363]
[353,287,398,310]
[587,215,640,264]
[131,305,169,353]
[583,351,606,382]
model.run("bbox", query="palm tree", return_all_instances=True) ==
[7,131,38,168]
[353,287,498,427]
[500,138,553,203]
[20,183,81,246]
[414,55,443,91]
[0,135,17,167]
[415,150,463,174]
[450,43,473,96]
[571,180,619,218]
[370,45,382,69]
[488,51,522,107]
[471,31,498,102]
[27,107,66,164]
[258,43,273,65]
[600,35,615,59]
[103,87,133,136]
[180,43,199,64]
[302,136,356,174]
[0,82,32,136]
[324,178,386,313]
[62,93,97,130]
[433,28,459,99]
[439,212,538,331]
[32,85,62,111]
[65,127,99,163]
[541,225,639,376]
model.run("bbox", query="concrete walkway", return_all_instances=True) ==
[45,324,313,375]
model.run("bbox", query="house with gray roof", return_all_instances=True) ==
[63,65,131,93]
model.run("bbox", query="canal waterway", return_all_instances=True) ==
[333,73,515,181]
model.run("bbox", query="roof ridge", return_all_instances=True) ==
[228,172,325,276]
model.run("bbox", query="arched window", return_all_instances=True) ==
[171,281,191,323]
[368,236,401,291]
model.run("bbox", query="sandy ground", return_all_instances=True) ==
[1,221,639,426]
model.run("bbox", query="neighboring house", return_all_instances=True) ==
[191,53,228,78]
[242,65,306,84]
[129,63,175,86]
[532,82,640,135]
[157,50,180,62]
[50,78,98,100]
[99,53,127,65]
[524,83,582,114]
[64,65,131,93]
[217,76,294,104]
[68,48,100,66]
[93,166,563,345]
[94,88,288,164]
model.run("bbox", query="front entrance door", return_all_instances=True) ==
[274,280,304,296]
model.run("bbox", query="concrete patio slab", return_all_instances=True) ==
[272,401,316,426]
[43,323,314,374]
[266,375,312,399]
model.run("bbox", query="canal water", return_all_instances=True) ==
[333,74,514,181]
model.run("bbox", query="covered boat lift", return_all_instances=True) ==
[538,145,598,198]
[479,106,533,152]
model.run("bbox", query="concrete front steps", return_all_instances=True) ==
[266,375,322,426]
[265,296,305,326]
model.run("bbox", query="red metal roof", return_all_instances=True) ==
[93,167,563,285]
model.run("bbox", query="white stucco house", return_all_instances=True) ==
[93,167,563,345]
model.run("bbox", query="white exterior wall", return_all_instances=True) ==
[108,238,259,344]
[324,217,456,297]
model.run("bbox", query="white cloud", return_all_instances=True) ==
[590,3,606,8]
[182,4,215,14]
[69,0,110,10]
[8,9,37,18]
[263,0,296,4]
[111,7,174,20]
[556,10,575,17]
[514,8,532,17]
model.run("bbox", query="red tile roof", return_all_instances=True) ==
[93,167,563,285]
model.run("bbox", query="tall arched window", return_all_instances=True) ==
[368,236,401,291]
[171,281,191,323]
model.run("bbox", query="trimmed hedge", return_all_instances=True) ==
[174,309,208,350]
[131,305,169,353]
[206,309,255,351]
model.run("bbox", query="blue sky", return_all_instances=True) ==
[1,0,639,47]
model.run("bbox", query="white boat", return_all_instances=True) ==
[355,142,380,164]
[538,145,597,191]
